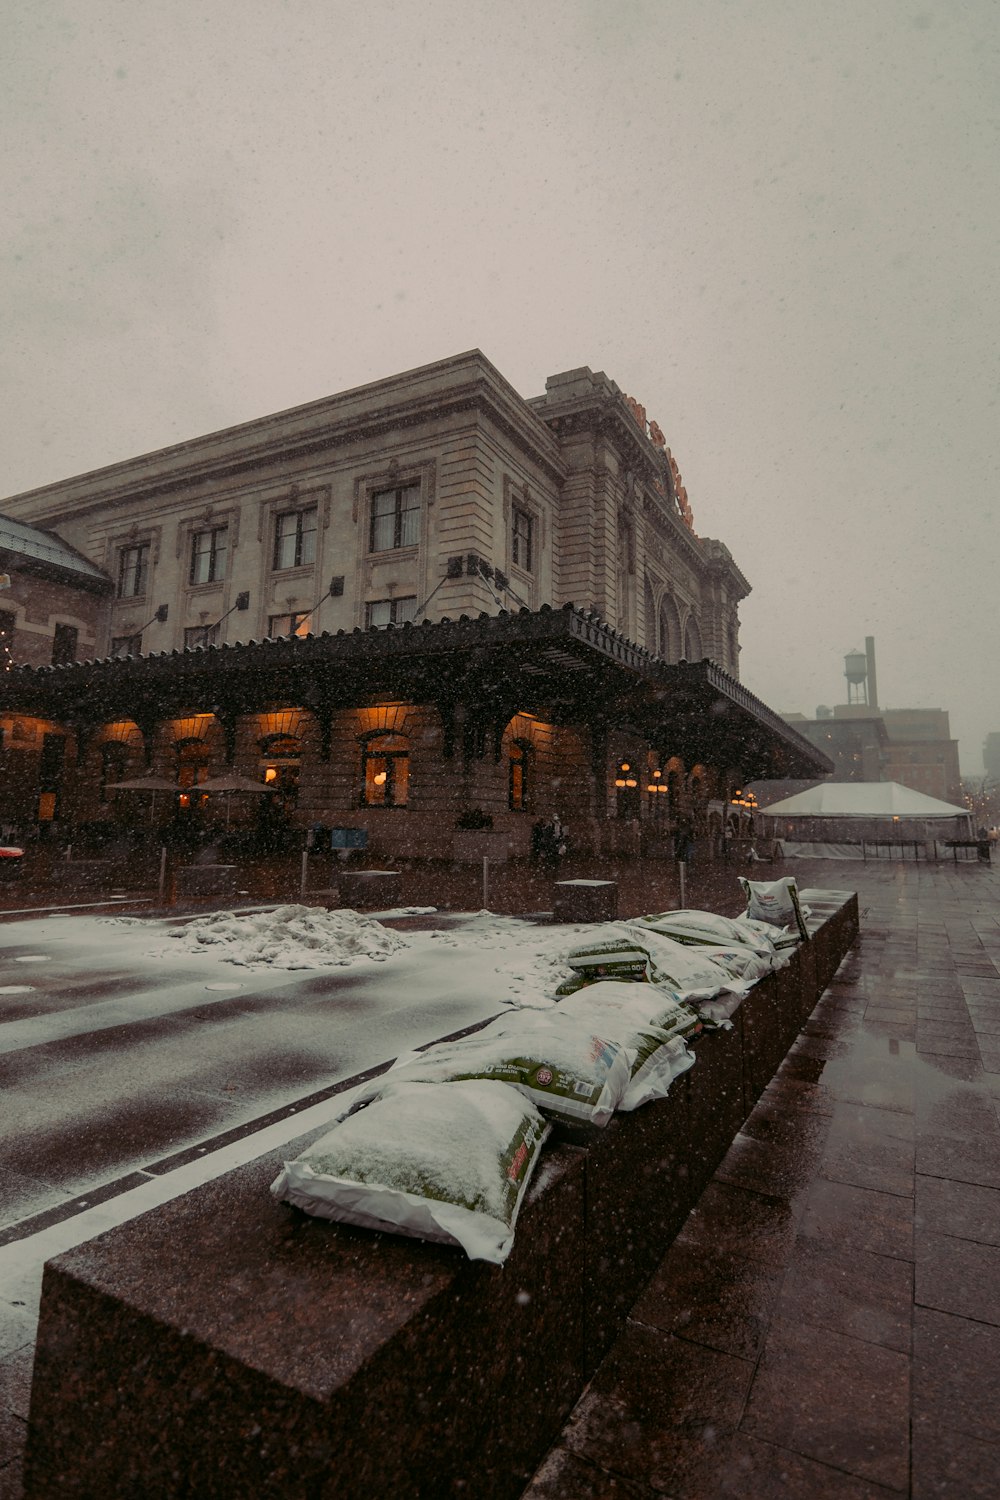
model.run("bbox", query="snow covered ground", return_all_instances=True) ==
[0,903,587,1336]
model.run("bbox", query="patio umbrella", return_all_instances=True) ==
[105,774,178,823]
[198,774,273,793]
[199,772,274,827]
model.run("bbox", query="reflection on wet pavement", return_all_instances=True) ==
[523,860,1000,1499]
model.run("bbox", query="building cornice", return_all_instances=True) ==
[1,352,566,525]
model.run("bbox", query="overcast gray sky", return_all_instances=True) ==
[4,0,997,773]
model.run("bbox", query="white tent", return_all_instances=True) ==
[760,782,969,819]
[756,781,974,860]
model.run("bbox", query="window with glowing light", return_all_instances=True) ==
[360,732,409,808]
[259,733,300,811]
[509,739,531,811]
[175,739,209,813]
[268,612,312,639]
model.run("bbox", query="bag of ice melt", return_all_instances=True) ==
[272,1079,549,1264]
[562,932,653,983]
[556,980,699,1109]
[738,876,809,944]
[349,1010,634,1127]
[619,924,739,1000]
[633,909,778,957]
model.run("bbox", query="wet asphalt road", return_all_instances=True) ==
[0,908,506,1243]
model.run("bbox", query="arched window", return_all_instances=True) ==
[175,738,209,814]
[509,739,532,811]
[683,615,703,661]
[259,733,301,813]
[658,596,681,662]
[360,732,410,808]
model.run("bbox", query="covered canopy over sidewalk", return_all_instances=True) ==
[6,603,831,784]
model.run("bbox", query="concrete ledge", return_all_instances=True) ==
[24,895,859,1499]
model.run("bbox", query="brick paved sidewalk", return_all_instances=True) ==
[522,859,1000,1499]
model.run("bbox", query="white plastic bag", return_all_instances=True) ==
[556,980,699,1110]
[351,1010,635,1127]
[633,909,777,957]
[272,1079,549,1264]
[738,876,809,943]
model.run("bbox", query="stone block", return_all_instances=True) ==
[742,972,796,1109]
[552,879,618,923]
[337,870,401,909]
[581,1085,691,1374]
[687,1020,748,1192]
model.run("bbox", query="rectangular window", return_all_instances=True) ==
[51,624,78,666]
[117,543,150,599]
[366,596,417,629]
[268,611,312,639]
[110,634,143,658]
[512,507,534,573]
[370,483,420,553]
[184,623,220,649]
[189,526,228,585]
[273,507,317,570]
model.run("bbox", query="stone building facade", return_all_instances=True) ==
[0,352,826,854]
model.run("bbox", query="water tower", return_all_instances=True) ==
[844,648,869,705]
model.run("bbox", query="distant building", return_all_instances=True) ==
[983,732,1000,781]
[777,642,961,806]
[0,515,112,832]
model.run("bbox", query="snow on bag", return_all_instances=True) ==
[619,924,741,1000]
[272,1079,549,1264]
[633,909,779,957]
[738,877,809,944]
[555,980,699,1110]
[560,931,653,987]
[358,1010,634,1127]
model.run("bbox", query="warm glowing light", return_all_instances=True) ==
[373,771,387,785]
[264,767,278,783]
[614,778,626,788]
[625,778,637,788]
[620,763,630,772]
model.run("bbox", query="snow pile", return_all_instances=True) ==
[168,904,408,969]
